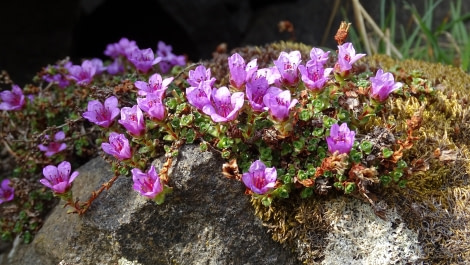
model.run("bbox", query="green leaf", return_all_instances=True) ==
[179,114,194,127]
[382,147,394,158]
[349,149,362,163]
[138,146,152,154]
[216,137,234,149]
[166,98,178,110]
[221,150,231,159]
[199,142,208,152]
[276,187,290,198]
[297,170,308,180]
[185,129,196,144]
[344,182,356,194]
[391,170,403,182]
[299,109,312,121]
[300,187,314,198]
[293,138,305,153]
[380,175,392,186]
[261,196,272,207]
[396,160,407,169]
[163,134,176,141]
[360,141,373,155]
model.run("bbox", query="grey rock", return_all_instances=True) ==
[2,145,298,265]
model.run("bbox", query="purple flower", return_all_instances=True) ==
[228,53,258,89]
[107,59,125,75]
[40,161,79,194]
[101,132,132,160]
[82,96,120,128]
[273,51,302,86]
[44,73,70,88]
[263,87,298,121]
[38,131,67,157]
[187,65,216,87]
[246,74,269,112]
[134,73,173,96]
[298,63,333,91]
[131,165,163,199]
[186,80,213,111]
[137,91,166,121]
[369,69,403,101]
[202,86,244,123]
[0,84,25,111]
[67,60,97,86]
[42,62,71,88]
[118,105,146,136]
[0,179,14,204]
[257,67,281,86]
[156,41,186,73]
[242,160,277,195]
[104,37,138,59]
[308,47,330,67]
[128,48,162,73]
[326,123,355,154]
[335,42,366,73]
[90,58,107,75]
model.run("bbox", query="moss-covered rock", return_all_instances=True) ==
[229,42,470,264]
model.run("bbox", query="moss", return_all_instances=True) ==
[220,42,470,264]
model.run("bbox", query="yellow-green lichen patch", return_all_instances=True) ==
[361,55,470,264]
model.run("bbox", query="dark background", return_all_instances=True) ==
[1,0,469,86]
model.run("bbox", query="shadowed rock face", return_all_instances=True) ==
[2,145,298,265]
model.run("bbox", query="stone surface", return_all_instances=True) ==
[1,145,299,265]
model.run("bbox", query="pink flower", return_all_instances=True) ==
[107,59,125,75]
[326,123,355,154]
[187,65,216,87]
[298,63,333,91]
[137,91,166,121]
[263,87,298,121]
[256,67,281,86]
[335,42,366,73]
[156,41,186,73]
[38,131,67,157]
[104,37,138,59]
[228,53,258,89]
[67,60,97,86]
[202,86,244,123]
[131,165,163,199]
[90,58,107,75]
[118,105,146,136]
[42,61,71,88]
[369,69,402,101]
[128,48,162,73]
[82,96,120,128]
[0,179,14,204]
[0,84,25,111]
[242,160,277,195]
[246,74,269,112]
[134,73,173,96]
[273,51,302,86]
[186,80,213,111]
[40,161,79,194]
[308,47,331,67]
[101,132,132,160]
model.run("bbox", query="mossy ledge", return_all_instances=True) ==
[207,41,470,264]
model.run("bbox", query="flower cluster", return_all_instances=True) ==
[26,36,404,211]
